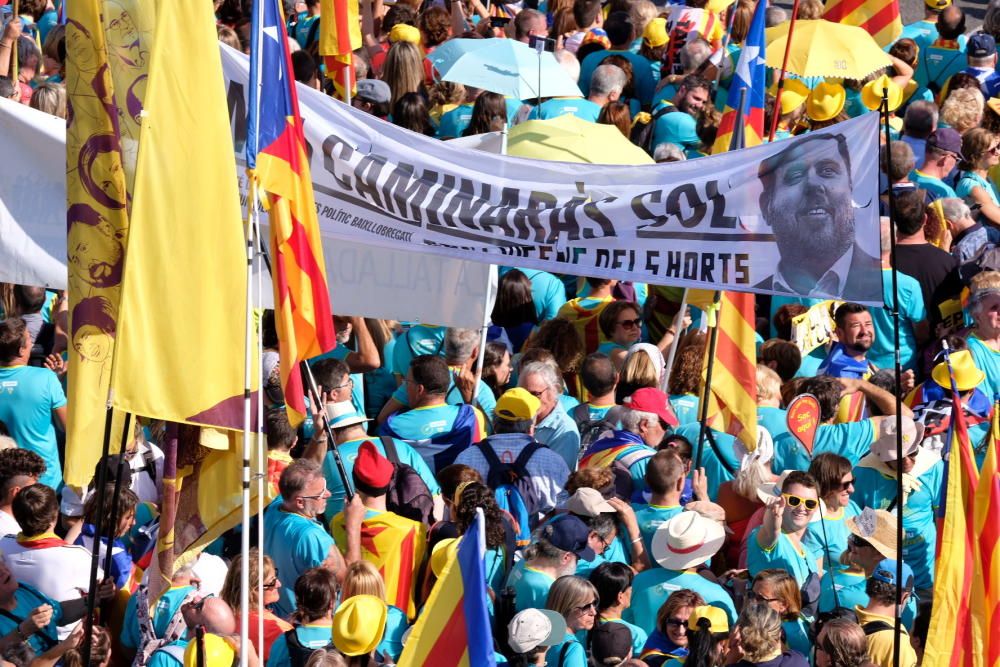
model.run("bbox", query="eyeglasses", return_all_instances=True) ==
[782,493,818,511]
[300,492,328,500]
[525,387,549,398]
[598,534,612,553]
[748,589,779,604]
[264,578,280,590]
[991,145,1000,155]
[188,594,215,612]
[838,477,856,491]
[616,318,642,329]
[664,618,687,629]
[849,534,873,550]
[574,600,598,614]
[331,378,354,390]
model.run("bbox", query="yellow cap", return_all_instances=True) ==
[333,595,388,657]
[861,74,903,112]
[495,387,541,422]
[643,18,669,48]
[431,537,460,577]
[389,23,421,45]
[805,81,846,122]
[769,78,810,116]
[925,0,950,9]
[687,605,730,633]
[183,634,235,667]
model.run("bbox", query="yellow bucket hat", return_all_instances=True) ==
[333,595,388,657]
[183,634,235,667]
[931,350,987,392]
[643,18,669,48]
[861,74,903,112]
[806,81,846,122]
[769,78,810,116]
[389,23,422,45]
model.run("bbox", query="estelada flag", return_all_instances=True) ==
[712,0,766,154]
[823,0,902,48]
[332,509,427,620]
[973,405,1000,667]
[320,0,362,99]
[397,510,495,667]
[248,0,336,426]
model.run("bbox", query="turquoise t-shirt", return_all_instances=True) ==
[758,406,789,440]
[546,632,587,667]
[0,585,62,655]
[956,171,1000,206]
[633,503,683,556]
[909,169,957,200]
[769,296,824,338]
[813,419,877,466]
[967,334,1000,400]
[602,617,648,656]
[310,344,365,418]
[364,336,397,418]
[869,269,925,372]
[625,569,737,636]
[505,560,556,613]
[673,424,739,491]
[652,107,700,153]
[853,460,943,591]
[391,369,497,421]
[262,507,336,618]
[147,639,189,667]
[802,501,860,574]
[536,97,602,122]
[267,623,334,667]
[322,435,440,515]
[746,528,820,587]
[783,617,812,658]
[380,403,482,471]
[0,365,67,489]
[121,585,197,649]
[772,431,813,476]
[579,50,656,104]
[380,605,409,661]
[795,347,826,378]
[500,267,567,321]
[819,569,918,628]
[391,325,447,378]
[437,103,475,139]
[669,394,699,426]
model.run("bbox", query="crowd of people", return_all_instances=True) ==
[2,0,1000,665]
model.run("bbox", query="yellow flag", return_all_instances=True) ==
[110,0,251,427]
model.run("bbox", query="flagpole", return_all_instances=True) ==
[102,413,133,579]
[9,0,18,86]
[882,90,905,667]
[695,291,722,470]
[767,0,801,143]
[253,195,266,664]
[304,363,355,498]
[81,398,115,665]
[661,288,688,393]
[343,65,352,105]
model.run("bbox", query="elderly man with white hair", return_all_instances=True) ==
[535,64,626,122]
[941,197,994,262]
[518,361,581,471]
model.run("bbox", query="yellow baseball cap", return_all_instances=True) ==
[495,387,541,422]
[389,23,421,45]
[643,18,669,48]
[183,634,235,667]
[333,595,388,657]
[925,0,951,9]
[769,78,810,116]
[687,605,730,633]
[806,81,846,122]
[861,74,903,112]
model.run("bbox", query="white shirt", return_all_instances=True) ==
[0,510,19,538]
[128,441,164,505]
[774,245,854,298]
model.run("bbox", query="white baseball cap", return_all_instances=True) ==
[507,608,566,653]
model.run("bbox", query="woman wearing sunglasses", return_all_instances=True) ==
[804,453,861,578]
[220,549,290,662]
[597,301,644,370]
[638,589,705,667]
[748,570,811,659]
[747,471,821,588]
[544,575,600,667]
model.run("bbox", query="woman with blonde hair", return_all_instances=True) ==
[749,569,810,658]
[957,127,1000,225]
[940,86,984,133]
[967,271,1000,393]
[545,575,600,666]
[814,619,875,667]
[732,601,807,666]
[716,426,775,566]
[381,40,424,108]
[615,343,663,404]
[220,549,291,661]
[29,81,66,118]
[340,561,408,662]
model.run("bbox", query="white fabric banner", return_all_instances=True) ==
[223,46,885,305]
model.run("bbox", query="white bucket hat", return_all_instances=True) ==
[651,510,725,570]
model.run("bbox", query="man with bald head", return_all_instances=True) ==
[914,4,968,95]
[145,596,255,666]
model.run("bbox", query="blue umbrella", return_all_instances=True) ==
[427,38,583,100]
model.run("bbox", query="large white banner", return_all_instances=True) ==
[222,46,885,305]
[0,97,495,328]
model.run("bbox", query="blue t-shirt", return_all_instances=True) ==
[746,528,820,587]
[956,170,1000,206]
[262,507,336,618]
[546,632,587,667]
[267,623,334,667]
[625,569,737,636]
[909,169,957,201]
[669,394,699,426]
[536,97,603,122]
[579,50,656,104]
[505,560,556,612]
[633,503,683,556]
[380,403,484,472]
[121,585,197,649]
[437,103,475,138]
[869,269,925,372]
[322,435,441,516]
[0,365,67,489]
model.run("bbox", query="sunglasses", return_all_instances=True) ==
[838,477,856,491]
[264,569,280,589]
[616,318,642,329]
[782,493,818,511]
[747,589,779,604]
[849,534,873,550]
[664,618,687,629]
[574,600,598,614]
[188,594,215,612]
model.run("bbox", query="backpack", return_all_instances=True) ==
[133,585,199,667]
[957,243,1000,285]
[284,627,335,667]
[476,441,543,547]
[572,404,625,451]
[630,103,677,155]
[380,436,436,526]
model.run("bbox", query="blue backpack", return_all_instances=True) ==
[475,441,542,547]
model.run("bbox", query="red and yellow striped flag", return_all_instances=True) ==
[823,0,902,48]
[320,0,362,99]
[925,384,983,667]
[692,290,758,451]
[974,407,1000,667]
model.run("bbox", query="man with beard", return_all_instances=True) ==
[818,303,878,380]
[650,74,712,154]
[756,133,881,303]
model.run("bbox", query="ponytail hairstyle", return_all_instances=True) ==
[684,606,731,667]
[453,482,506,549]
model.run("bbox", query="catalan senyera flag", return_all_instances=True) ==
[64,0,133,489]
[712,0,767,154]
[693,290,758,452]
[332,510,427,620]
[974,406,1000,667]
[110,0,250,429]
[823,0,902,48]
[924,377,983,667]
[398,509,495,667]
[319,0,362,99]
[248,0,336,426]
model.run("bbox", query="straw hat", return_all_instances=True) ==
[769,78,810,116]
[846,507,898,560]
[183,634,235,667]
[806,81,846,122]
[651,511,725,570]
[931,350,987,392]
[333,595,388,656]
[861,74,903,112]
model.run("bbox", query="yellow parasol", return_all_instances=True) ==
[506,114,655,165]
[764,19,892,80]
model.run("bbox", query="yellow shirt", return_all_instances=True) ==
[855,607,917,667]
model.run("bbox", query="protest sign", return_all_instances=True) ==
[222,45,885,305]
[791,300,840,355]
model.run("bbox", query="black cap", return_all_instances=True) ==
[591,622,633,665]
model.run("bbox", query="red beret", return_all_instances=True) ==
[354,441,393,489]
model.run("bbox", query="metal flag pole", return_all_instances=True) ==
[343,64,352,106]
[695,291,722,469]
[767,0,801,143]
[882,90,905,667]
[254,195,266,664]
